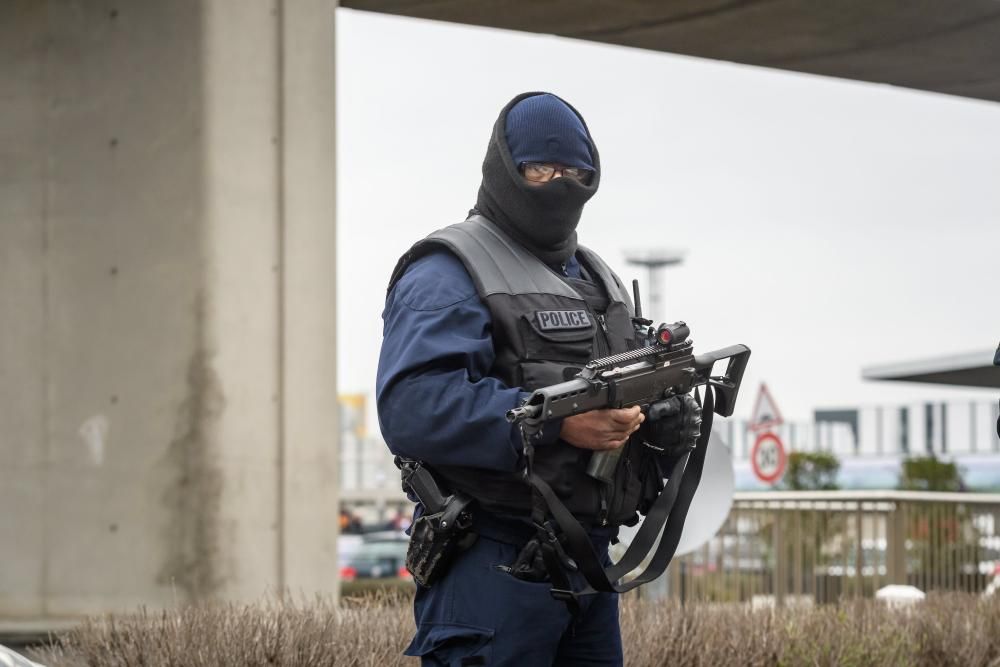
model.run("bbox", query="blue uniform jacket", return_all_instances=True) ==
[377,248,583,471]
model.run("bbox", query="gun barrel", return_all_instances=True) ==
[506,404,541,423]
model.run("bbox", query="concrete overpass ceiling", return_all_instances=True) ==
[341,0,1000,103]
[863,351,1000,389]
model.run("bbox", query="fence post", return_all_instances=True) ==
[669,556,682,603]
[774,506,786,607]
[887,502,907,585]
[793,504,803,600]
[854,504,864,597]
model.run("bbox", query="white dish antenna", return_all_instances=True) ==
[614,432,735,577]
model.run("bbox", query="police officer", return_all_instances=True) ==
[377,92,697,666]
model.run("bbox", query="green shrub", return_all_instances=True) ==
[899,456,964,492]
[781,451,840,491]
[341,578,415,599]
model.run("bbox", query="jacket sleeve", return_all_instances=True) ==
[376,250,559,472]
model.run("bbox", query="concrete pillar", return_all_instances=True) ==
[970,402,977,453]
[0,0,338,622]
[899,407,910,454]
[940,402,947,454]
[924,403,934,455]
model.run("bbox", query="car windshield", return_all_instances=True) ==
[347,540,407,565]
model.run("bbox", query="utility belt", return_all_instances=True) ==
[397,454,615,589]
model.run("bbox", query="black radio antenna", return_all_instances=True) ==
[632,279,643,319]
[632,279,652,327]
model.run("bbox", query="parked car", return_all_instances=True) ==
[337,533,364,568]
[340,532,410,581]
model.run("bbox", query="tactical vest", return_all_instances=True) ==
[389,215,655,526]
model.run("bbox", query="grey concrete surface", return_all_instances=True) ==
[342,0,1000,103]
[0,0,338,625]
[863,350,1000,388]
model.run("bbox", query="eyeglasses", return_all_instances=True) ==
[519,162,594,185]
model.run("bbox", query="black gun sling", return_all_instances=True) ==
[523,386,717,606]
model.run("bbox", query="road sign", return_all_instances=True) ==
[751,432,787,484]
[749,383,784,432]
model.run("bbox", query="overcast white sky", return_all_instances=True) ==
[335,8,1000,423]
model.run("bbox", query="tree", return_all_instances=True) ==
[781,451,840,490]
[898,456,964,492]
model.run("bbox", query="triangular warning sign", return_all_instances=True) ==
[750,383,784,432]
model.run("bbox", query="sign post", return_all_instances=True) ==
[749,383,787,485]
[751,431,787,484]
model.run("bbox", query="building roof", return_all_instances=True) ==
[343,1,1000,103]
[863,349,1000,388]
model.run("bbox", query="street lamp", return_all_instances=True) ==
[624,249,685,319]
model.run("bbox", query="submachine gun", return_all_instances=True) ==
[507,320,749,480]
[505,282,751,605]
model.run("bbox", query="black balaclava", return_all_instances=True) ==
[474,92,601,265]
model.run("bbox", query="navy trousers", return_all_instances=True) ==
[404,535,622,666]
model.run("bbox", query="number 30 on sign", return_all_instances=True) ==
[751,432,787,485]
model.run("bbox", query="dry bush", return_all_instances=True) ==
[620,593,1000,667]
[30,590,415,667]
[28,590,1000,666]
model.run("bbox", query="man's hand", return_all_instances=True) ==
[560,406,645,451]
[640,394,703,455]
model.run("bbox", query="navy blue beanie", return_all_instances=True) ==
[504,93,594,171]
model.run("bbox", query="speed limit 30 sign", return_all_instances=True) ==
[751,432,787,484]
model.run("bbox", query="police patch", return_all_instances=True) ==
[536,310,591,331]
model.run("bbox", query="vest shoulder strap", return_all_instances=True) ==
[389,215,580,299]
[576,245,634,313]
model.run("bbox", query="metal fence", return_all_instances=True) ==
[718,399,1000,460]
[663,491,1000,605]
